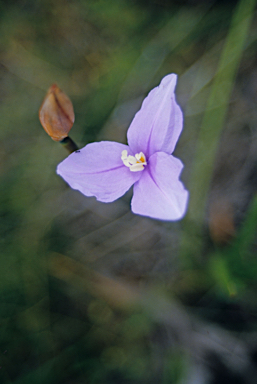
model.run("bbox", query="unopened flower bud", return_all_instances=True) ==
[39,84,75,141]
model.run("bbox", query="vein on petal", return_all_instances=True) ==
[146,81,175,155]
[59,165,125,175]
[147,164,183,216]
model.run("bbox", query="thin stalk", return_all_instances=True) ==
[60,136,79,153]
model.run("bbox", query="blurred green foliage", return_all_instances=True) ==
[1,0,257,383]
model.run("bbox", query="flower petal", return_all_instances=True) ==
[127,74,183,158]
[57,141,141,202]
[131,152,188,220]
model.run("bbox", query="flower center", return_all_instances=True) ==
[121,150,147,172]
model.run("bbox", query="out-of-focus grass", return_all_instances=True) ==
[181,0,256,260]
[1,0,257,383]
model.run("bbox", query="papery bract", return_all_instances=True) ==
[39,84,75,141]
[57,74,189,220]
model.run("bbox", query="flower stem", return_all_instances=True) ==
[60,136,79,153]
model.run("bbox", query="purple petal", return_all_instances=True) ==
[57,141,141,203]
[127,74,183,158]
[131,152,188,220]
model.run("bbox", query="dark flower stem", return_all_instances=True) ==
[60,136,79,153]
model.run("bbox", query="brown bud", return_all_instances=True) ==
[39,84,75,141]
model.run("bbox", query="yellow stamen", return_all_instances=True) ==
[121,150,147,172]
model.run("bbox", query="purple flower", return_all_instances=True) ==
[57,74,188,220]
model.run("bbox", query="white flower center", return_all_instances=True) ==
[121,150,147,172]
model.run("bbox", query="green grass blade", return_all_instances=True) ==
[181,0,256,261]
